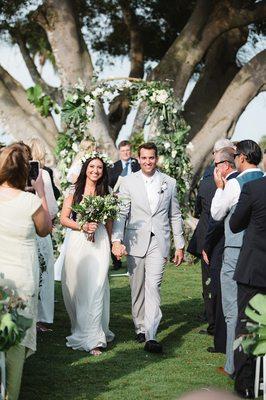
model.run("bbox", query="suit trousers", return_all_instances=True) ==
[127,235,166,341]
[221,246,240,375]
[201,259,215,333]
[234,283,266,393]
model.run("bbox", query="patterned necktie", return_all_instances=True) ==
[121,161,129,177]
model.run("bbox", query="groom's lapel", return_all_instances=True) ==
[152,171,166,216]
[135,171,152,214]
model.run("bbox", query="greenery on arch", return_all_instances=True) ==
[54,78,192,209]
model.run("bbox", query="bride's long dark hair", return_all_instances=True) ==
[73,157,109,207]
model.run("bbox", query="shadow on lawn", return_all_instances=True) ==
[21,282,203,400]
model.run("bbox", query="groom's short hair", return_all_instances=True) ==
[138,142,158,157]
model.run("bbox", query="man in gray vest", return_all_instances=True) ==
[211,140,263,383]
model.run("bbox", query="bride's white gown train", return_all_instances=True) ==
[61,223,114,351]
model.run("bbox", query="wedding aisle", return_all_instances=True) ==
[20,263,233,400]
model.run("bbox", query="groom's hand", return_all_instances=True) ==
[112,241,127,260]
[173,249,184,267]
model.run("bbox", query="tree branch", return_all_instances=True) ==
[107,1,145,141]
[9,27,63,104]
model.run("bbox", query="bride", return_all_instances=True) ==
[60,152,114,356]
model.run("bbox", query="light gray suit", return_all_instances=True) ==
[112,169,184,340]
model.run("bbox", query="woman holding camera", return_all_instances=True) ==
[27,137,58,328]
[0,143,52,400]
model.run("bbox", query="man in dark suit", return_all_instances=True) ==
[108,140,140,269]
[108,140,140,189]
[230,176,266,398]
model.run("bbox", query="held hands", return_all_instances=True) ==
[172,249,184,267]
[213,167,226,189]
[112,241,127,260]
[82,222,98,234]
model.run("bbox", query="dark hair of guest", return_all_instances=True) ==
[138,142,158,157]
[0,143,29,190]
[236,140,262,166]
[118,140,131,149]
[73,157,109,208]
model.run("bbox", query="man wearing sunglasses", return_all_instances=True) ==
[210,140,263,397]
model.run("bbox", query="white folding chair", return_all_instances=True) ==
[255,355,266,400]
[0,351,5,400]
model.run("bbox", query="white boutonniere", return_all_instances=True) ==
[160,182,167,193]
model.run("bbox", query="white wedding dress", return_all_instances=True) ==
[61,222,115,351]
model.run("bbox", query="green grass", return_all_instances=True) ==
[20,262,234,399]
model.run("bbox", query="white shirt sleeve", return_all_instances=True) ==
[211,178,240,221]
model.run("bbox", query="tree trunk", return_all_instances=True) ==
[185,27,248,141]
[188,50,266,179]
[0,78,56,164]
[108,1,144,141]
[152,0,266,99]
[0,66,57,149]
[33,0,118,159]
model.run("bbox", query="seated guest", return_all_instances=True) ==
[230,175,266,398]
[202,148,238,357]
[108,140,140,270]
[211,140,263,378]
[0,143,52,400]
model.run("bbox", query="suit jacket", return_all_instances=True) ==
[112,170,185,258]
[187,175,217,257]
[230,176,266,287]
[108,158,140,189]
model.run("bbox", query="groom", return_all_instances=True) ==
[112,142,185,353]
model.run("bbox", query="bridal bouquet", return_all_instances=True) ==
[0,285,32,351]
[72,194,121,242]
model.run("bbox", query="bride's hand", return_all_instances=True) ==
[83,222,98,233]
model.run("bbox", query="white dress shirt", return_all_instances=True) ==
[141,170,161,214]
[211,168,261,221]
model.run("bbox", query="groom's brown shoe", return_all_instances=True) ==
[144,340,163,353]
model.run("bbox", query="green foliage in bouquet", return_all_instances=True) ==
[0,285,33,351]
[71,194,121,227]
[237,294,266,356]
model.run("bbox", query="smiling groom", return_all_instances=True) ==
[112,142,185,353]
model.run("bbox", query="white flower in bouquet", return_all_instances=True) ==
[171,149,177,158]
[123,80,132,88]
[72,143,79,153]
[60,149,67,157]
[173,108,178,114]
[72,93,79,102]
[92,87,104,97]
[150,92,157,102]
[159,115,164,121]
[164,141,171,150]
[84,95,91,103]
[139,89,148,98]
[155,89,168,104]
[86,106,94,117]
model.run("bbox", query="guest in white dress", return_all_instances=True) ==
[60,153,114,356]
[27,138,58,326]
[0,143,52,400]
